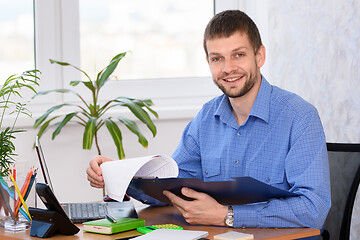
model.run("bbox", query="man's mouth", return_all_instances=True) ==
[223,76,244,82]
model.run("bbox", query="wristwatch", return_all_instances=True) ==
[224,206,234,227]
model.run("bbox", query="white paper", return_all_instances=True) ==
[132,229,208,240]
[100,155,178,202]
[214,231,254,240]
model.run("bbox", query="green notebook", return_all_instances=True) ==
[83,217,145,235]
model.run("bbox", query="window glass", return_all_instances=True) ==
[0,0,34,84]
[80,0,213,80]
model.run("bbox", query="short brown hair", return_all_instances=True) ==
[203,10,263,57]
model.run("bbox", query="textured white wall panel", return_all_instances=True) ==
[239,0,360,143]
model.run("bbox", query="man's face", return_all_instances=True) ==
[206,31,264,98]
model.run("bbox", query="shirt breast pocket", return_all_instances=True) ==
[248,162,285,187]
[201,158,221,181]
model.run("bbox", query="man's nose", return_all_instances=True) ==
[222,59,237,73]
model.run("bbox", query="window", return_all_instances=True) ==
[0,0,34,84]
[79,0,213,81]
[35,0,230,118]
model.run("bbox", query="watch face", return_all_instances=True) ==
[225,217,233,227]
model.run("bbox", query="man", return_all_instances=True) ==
[87,10,330,230]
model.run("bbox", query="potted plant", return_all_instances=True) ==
[0,70,40,176]
[33,52,158,160]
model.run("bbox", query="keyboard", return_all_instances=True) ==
[69,203,107,219]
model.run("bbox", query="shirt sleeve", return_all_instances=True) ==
[172,119,203,179]
[126,118,203,205]
[232,108,331,229]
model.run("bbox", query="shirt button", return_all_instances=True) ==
[237,131,241,136]
[266,178,270,183]
[205,171,208,175]
[234,160,239,164]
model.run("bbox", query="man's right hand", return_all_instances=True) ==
[86,155,114,188]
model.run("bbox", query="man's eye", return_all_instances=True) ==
[212,57,221,62]
[236,53,244,57]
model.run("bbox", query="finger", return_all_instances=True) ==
[88,155,113,177]
[86,166,103,182]
[90,181,103,188]
[89,155,105,176]
[181,187,206,200]
[163,190,188,209]
[163,190,186,214]
[87,174,104,188]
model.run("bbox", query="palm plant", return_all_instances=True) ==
[0,70,40,176]
[33,52,158,160]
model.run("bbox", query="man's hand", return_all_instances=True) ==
[163,187,228,226]
[86,155,113,188]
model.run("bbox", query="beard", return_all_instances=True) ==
[213,67,259,98]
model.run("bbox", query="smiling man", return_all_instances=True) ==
[87,10,330,231]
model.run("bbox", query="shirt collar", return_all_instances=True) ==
[214,75,271,125]
[249,76,271,123]
[214,95,238,128]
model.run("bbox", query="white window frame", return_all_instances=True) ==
[32,0,245,124]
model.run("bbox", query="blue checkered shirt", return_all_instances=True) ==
[171,76,330,229]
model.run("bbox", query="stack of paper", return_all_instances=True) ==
[132,229,208,240]
[101,155,178,202]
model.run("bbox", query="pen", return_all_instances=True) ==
[106,214,117,223]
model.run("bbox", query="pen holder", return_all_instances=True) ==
[0,175,37,231]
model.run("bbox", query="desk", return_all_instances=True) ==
[0,205,320,240]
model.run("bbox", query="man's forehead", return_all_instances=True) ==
[206,32,252,53]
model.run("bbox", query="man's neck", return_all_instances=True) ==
[229,77,262,126]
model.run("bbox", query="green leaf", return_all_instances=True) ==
[117,116,148,147]
[83,81,95,92]
[50,59,70,66]
[52,112,78,139]
[33,89,79,99]
[83,117,97,150]
[70,81,81,86]
[117,98,157,137]
[104,118,125,159]
[36,116,60,139]
[97,52,127,89]
[33,104,71,128]
[50,59,92,82]
[18,83,38,94]
[69,80,95,92]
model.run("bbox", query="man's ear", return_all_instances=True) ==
[256,45,266,68]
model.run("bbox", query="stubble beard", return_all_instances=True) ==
[213,69,259,98]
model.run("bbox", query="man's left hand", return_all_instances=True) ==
[163,187,228,226]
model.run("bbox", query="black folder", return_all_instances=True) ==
[129,177,298,205]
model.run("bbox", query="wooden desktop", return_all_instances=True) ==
[0,204,320,240]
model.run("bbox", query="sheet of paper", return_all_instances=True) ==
[101,155,178,202]
[214,231,254,240]
[132,229,208,240]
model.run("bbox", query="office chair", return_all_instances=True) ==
[322,143,360,240]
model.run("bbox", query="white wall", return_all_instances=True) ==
[13,117,192,203]
[237,0,360,143]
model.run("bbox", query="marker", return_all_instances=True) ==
[106,214,117,223]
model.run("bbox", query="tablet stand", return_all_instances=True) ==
[29,207,79,238]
